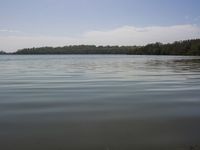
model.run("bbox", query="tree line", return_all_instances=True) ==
[1,39,200,55]
[0,51,6,54]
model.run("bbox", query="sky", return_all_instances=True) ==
[1,0,200,52]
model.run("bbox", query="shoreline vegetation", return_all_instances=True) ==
[1,39,200,55]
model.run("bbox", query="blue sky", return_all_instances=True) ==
[1,0,200,51]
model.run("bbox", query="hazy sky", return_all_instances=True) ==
[1,0,200,52]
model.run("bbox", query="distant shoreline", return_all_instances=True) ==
[1,39,200,56]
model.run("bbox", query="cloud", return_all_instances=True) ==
[82,24,200,45]
[0,29,21,33]
[1,24,200,52]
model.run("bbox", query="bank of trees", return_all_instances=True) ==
[0,51,6,54]
[13,39,200,55]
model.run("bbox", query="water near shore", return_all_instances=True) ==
[0,55,200,150]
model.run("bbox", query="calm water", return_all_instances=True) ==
[0,55,200,150]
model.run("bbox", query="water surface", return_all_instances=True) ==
[0,55,200,150]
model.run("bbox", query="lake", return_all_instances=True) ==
[0,55,200,150]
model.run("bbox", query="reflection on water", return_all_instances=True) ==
[145,58,200,72]
[0,55,200,150]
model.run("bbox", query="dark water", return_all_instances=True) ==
[0,55,200,150]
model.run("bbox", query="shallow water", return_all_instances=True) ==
[0,55,200,150]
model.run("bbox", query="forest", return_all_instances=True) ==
[1,39,200,55]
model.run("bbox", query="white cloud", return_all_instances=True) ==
[1,24,200,52]
[0,29,21,33]
[82,24,200,45]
